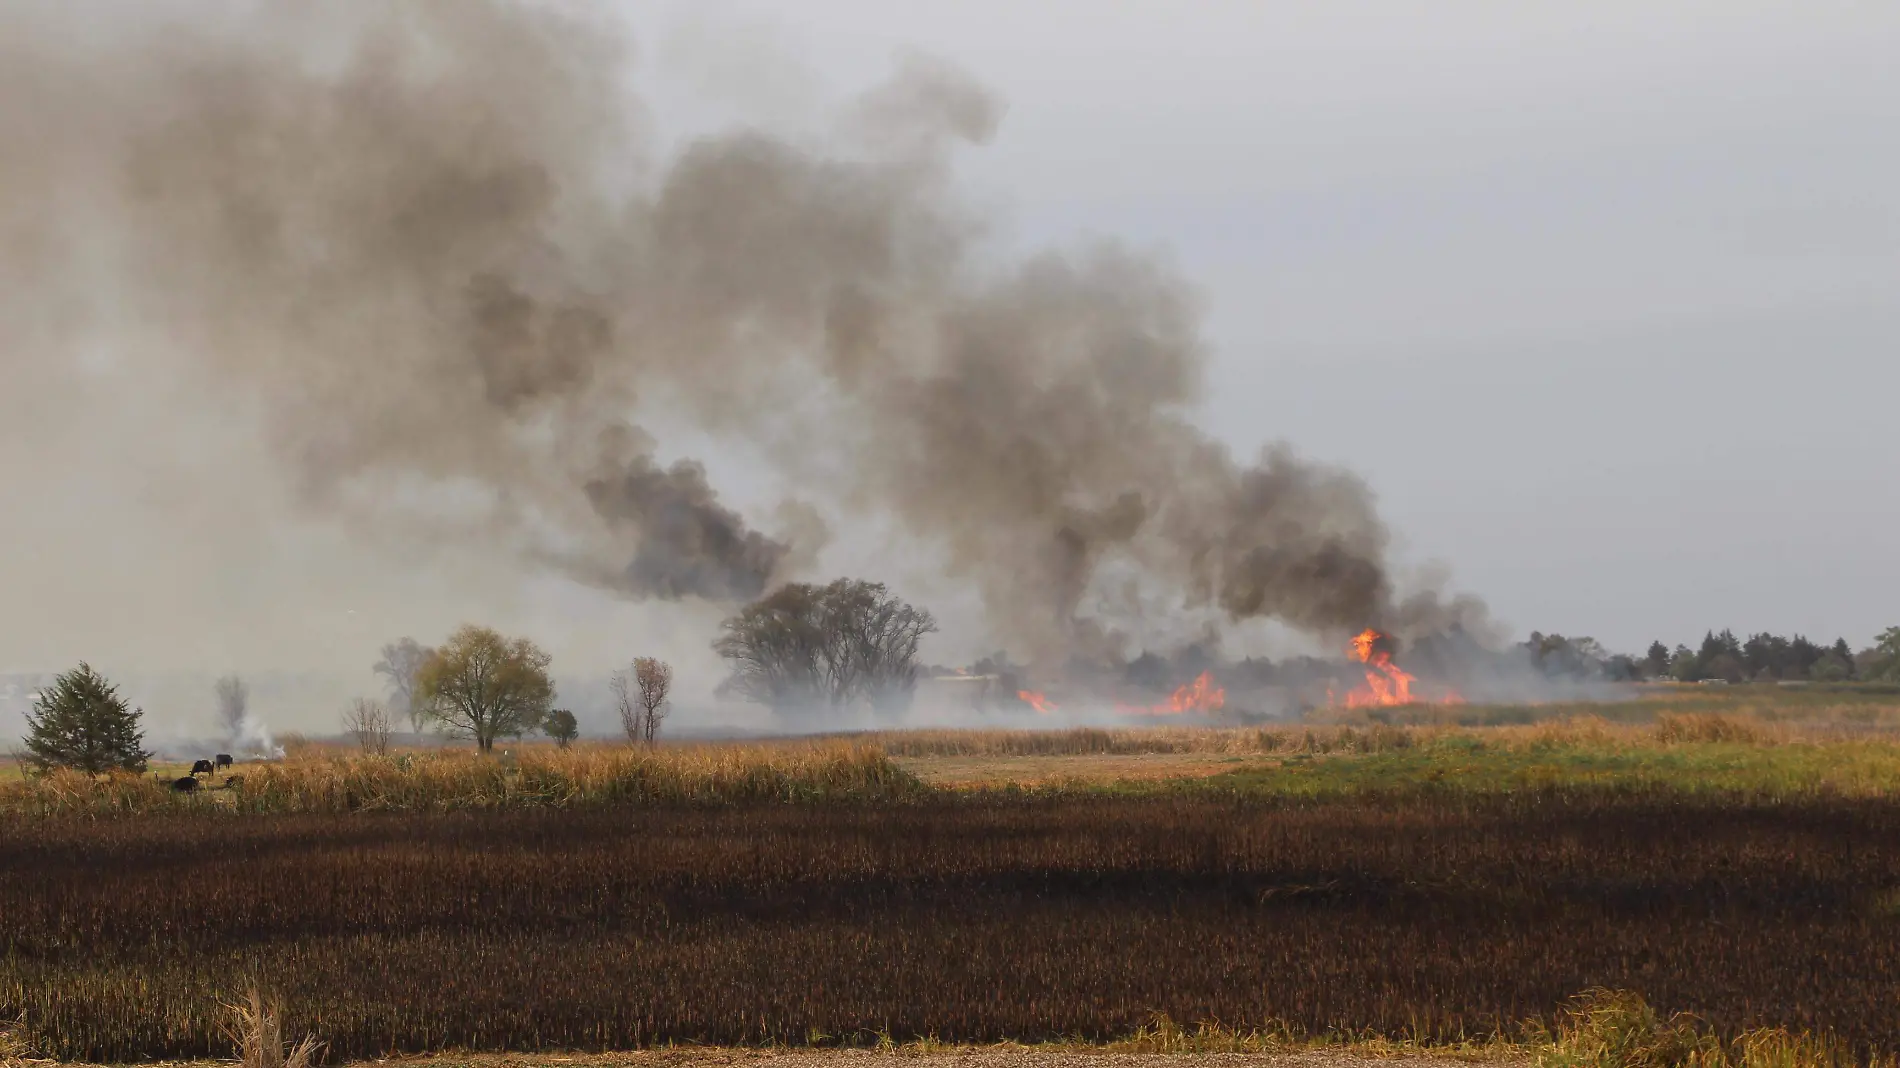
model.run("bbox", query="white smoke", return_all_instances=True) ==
[228,713,283,759]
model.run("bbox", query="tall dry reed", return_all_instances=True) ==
[0,742,919,816]
[233,742,919,813]
[220,992,322,1068]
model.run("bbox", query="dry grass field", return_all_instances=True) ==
[6,686,1900,1065]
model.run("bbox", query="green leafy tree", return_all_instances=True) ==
[1788,635,1823,678]
[1809,654,1851,683]
[1703,652,1746,684]
[416,625,556,753]
[1865,627,1900,683]
[1669,644,1700,682]
[21,663,151,775]
[1741,633,1786,679]
[542,708,579,749]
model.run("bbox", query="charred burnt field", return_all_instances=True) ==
[3,793,1898,1062]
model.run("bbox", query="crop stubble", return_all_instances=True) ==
[3,791,1898,1061]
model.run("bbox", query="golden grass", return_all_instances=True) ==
[868,714,1856,760]
[878,712,1900,796]
[9,688,1900,816]
[7,990,1878,1066]
[0,741,918,816]
[899,751,1267,787]
[0,1014,42,1068]
[220,991,322,1068]
[1535,989,1869,1068]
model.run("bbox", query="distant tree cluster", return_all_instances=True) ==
[1516,627,1899,685]
[1093,624,1900,696]
[1642,630,1865,684]
[371,631,598,750]
[1521,633,1635,680]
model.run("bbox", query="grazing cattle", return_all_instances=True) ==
[215,754,234,770]
[222,775,244,790]
[170,776,199,793]
[190,759,215,776]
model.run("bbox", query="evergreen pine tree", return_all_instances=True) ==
[21,663,152,775]
[1644,641,1670,678]
[1831,638,1858,679]
[1696,631,1725,676]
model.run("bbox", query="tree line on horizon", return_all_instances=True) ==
[14,576,937,775]
[1520,627,1900,685]
[941,625,1900,697]
[14,569,1900,777]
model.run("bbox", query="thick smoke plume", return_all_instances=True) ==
[0,1,1483,668]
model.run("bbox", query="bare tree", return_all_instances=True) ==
[713,578,935,721]
[609,670,641,745]
[711,584,829,716]
[634,658,672,745]
[215,675,248,744]
[821,580,936,716]
[373,638,435,734]
[342,697,391,756]
[610,659,673,745]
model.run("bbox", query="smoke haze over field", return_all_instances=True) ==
[0,0,1486,703]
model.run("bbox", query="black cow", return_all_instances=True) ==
[215,754,234,770]
[190,759,215,776]
[170,776,199,793]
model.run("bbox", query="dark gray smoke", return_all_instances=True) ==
[0,1,1485,667]
[585,452,789,602]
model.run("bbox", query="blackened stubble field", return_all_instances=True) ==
[3,793,1897,1061]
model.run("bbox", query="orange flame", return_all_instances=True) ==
[1328,628,1463,708]
[1121,671,1226,716]
[1350,629,1379,663]
[1018,672,1229,717]
[1018,689,1058,714]
[1342,628,1415,707]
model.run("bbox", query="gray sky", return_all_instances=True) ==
[632,0,1900,652]
[2,1,1896,741]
